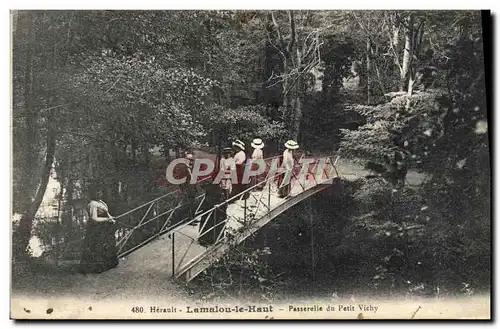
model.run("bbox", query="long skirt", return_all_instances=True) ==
[231,164,249,200]
[198,184,227,246]
[198,203,228,246]
[184,185,199,225]
[250,162,265,190]
[79,221,118,274]
[276,172,291,198]
[278,183,291,198]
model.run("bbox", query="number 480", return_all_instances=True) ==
[131,306,144,313]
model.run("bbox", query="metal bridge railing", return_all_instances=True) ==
[56,154,339,267]
[113,155,283,258]
[169,155,339,279]
[113,176,212,258]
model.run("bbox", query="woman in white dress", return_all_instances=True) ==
[278,140,299,198]
[250,138,265,189]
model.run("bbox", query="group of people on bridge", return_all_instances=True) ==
[78,138,301,274]
[178,138,300,204]
[177,138,301,247]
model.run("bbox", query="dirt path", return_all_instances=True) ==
[336,157,428,187]
[12,248,190,302]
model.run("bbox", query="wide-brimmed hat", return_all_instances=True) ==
[222,147,233,154]
[251,138,265,149]
[232,139,245,151]
[284,140,299,150]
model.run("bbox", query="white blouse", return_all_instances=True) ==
[251,148,263,161]
[283,149,294,170]
[234,150,246,165]
[87,200,110,221]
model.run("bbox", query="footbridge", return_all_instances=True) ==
[64,154,343,283]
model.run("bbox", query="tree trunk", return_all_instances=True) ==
[406,71,416,111]
[63,177,74,237]
[357,60,366,88]
[88,146,93,179]
[293,96,302,141]
[400,15,414,91]
[392,24,399,49]
[282,88,292,132]
[366,37,371,104]
[132,141,137,164]
[21,49,38,212]
[406,18,424,110]
[61,152,74,238]
[292,49,303,141]
[14,109,57,260]
[374,61,387,96]
[57,167,65,224]
[142,142,150,166]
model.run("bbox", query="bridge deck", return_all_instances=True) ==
[114,172,337,283]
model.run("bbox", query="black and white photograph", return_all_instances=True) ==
[9,9,491,319]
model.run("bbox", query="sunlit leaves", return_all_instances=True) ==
[210,105,287,143]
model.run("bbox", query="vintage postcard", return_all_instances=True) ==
[10,9,491,320]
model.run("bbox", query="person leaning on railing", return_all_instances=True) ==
[79,186,118,274]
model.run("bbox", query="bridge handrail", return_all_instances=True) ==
[113,155,282,228]
[170,155,339,279]
[56,154,339,262]
[113,175,212,221]
[110,155,288,257]
[115,154,281,219]
[169,155,338,235]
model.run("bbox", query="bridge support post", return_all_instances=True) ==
[171,232,175,278]
[307,199,316,287]
[268,182,271,209]
[244,197,247,224]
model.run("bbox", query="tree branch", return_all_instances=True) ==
[271,11,287,52]
[413,19,425,58]
[394,11,412,30]
[287,10,295,53]
[267,29,287,62]
[387,30,403,75]
[302,28,319,57]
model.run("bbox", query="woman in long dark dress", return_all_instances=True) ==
[79,188,119,274]
[231,139,249,201]
[198,182,227,247]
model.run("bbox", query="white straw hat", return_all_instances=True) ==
[284,140,299,150]
[251,138,265,149]
[232,140,245,151]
